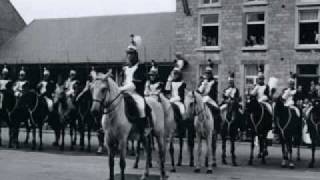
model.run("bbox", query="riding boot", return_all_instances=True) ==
[144,105,153,136]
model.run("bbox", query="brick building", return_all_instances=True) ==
[0,0,25,46]
[176,0,320,97]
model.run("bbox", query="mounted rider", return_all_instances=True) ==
[64,69,80,100]
[144,60,163,99]
[0,65,13,109]
[120,34,152,132]
[281,73,301,117]
[165,57,187,120]
[13,67,29,98]
[250,68,273,114]
[37,67,55,112]
[221,72,241,112]
[197,59,221,116]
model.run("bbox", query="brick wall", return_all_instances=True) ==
[176,0,320,97]
[0,0,25,46]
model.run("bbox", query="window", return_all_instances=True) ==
[298,9,320,45]
[201,14,219,47]
[244,12,266,47]
[202,0,219,4]
[247,0,266,2]
[296,64,319,94]
[244,64,264,95]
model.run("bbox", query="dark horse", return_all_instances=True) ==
[53,84,78,151]
[245,95,272,165]
[0,88,16,147]
[15,90,49,150]
[274,97,301,169]
[220,99,244,166]
[305,99,320,168]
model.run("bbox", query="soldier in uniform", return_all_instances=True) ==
[144,60,163,98]
[37,67,55,112]
[120,34,151,132]
[250,69,273,114]
[281,73,300,117]
[64,69,79,100]
[13,67,29,98]
[220,72,241,111]
[165,66,186,119]
[0,65,13,109]
[197,60,219,112]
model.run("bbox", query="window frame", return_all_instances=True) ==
[198,12,221,51]
[199,0,221,8]
[243,0,268,6]
[295,6,320,49]
[242,10,268,51]
[297,0,320,6]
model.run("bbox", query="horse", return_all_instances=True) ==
[0,88,16,147]
[273,96,301,169]
[52,84,78,151]
[305,99,320,168]
[15,90,49,150]
[76,87,96,152]
[245,95,273,165]
[90,72,166,180]
[185,91,217,174]
[220,98,244,166]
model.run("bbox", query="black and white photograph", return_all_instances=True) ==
[0,0,320,180]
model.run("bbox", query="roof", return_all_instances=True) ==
[0,12,175,64]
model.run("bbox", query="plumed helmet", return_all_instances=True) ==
[19,66,26,76]
[288,72,296,84]
[205,59,214,74]
[43,67,50,76]
[228,72,235,82]
[148,60,158,75]
[2,65,9,74]
[126,34,142,54]
[70,69,76,76]
[257,67,264,79]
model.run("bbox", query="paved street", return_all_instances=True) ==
[0,128,319,180]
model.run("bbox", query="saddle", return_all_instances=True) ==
[123,93,153,130]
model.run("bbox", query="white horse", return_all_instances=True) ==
[90,72,166,180]
[185,90,216,174]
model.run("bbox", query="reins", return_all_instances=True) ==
[276,106,292,140]
[250,103,264,133]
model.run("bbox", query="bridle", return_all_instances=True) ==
[250,102,264,134]
[276,106,292,140]
[91,80,123,115]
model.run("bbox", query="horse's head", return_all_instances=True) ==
[53,84,66,105]
[185,91,203,119]
[245,95,258,113]
[90,72,113,116]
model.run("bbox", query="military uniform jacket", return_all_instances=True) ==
[145,81,163,96]
[223,87,240,101]
[166,80,186,103]
[251,83,270,101]
[0,79,12,91]
[37,80,55,97]
[198,78,218,101]
[282,88,297,106]
[122,63,147,96]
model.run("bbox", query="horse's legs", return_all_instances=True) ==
[119,140,127,180]
[0,119,2,146]
[140,133,150,180]
[60,127,65,151]
[79,118,85,151]
[211,133,217,167]
[231,136,237,166]
[38,124,43,151]
[259,135,266,164]
[177,135,184,166]
[8,125,12,148]
[155,135,166,180]
[87,124,91,152]
[288,138,295,169]
[248,134,255,165]
[187,122,195,167]
[221,135,227,165]
[25,121,30,145]
[31,124,36,150]
[108,148,115,180]
[194,133,202,173]
[169,140,176,172]
[133,136,141,169]
[96,129,104,154]
[205,133,213,174]
[280,139,287,168]
[308,142,316,168]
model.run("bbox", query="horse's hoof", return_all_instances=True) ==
[189,161,194,167]
[308,162,314,168]
[194,168,200,173]
[140,174,148,180]
[222,159,227,165]
[248,160,253,166]
[261,159,266,165]
[289,163,295,169]
[177,162,182,167]
[149,162,153,168]
[80,147,85,151]
[212,162,217,167]
[8,144,12,149]
[297,157,301,162]
[70,146,74,151]
[206,169,213,174]
[31,146,36,151]
[52,142,59,147]
[232,161,238,167]
[170,168,176,173]
[86,148,91,153]
[96,147,103,155]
